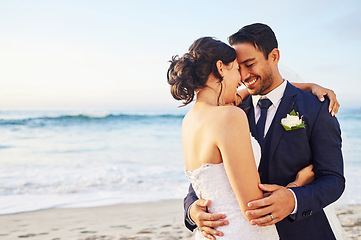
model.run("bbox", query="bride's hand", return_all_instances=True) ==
[189,199,228,239]
[287,164,315,188]
[291,82,340,117]
[236,88,249,105]
[228,90,247,106]
[310,84,340,117]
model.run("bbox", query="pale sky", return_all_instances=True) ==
[0,0,360,110]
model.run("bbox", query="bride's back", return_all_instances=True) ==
[183,105,280,240]
[182,105,229,171]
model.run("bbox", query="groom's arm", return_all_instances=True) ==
[291,99,345,221]
[184,184,198,231]
[184,184,229,238]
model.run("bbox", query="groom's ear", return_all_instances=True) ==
[268,48,280,65]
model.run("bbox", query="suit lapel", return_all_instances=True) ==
[265,83,298,163]
[239,96,257,138]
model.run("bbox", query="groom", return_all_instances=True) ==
[184,23,345,239]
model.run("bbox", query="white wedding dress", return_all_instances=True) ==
[186,136,279,239]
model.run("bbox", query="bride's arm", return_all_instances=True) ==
[216,107,263,221]
[236,83,340,116]
[291,83,339,116]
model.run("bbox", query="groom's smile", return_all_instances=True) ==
[243,76,259,89]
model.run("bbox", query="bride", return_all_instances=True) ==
[167,37,341,239]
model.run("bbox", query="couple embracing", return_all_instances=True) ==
[167,23,344,239]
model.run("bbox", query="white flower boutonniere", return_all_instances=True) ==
[281,110,306,131]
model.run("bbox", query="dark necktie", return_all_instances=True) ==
[256,98,272,145]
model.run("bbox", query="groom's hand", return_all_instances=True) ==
[189,199,228,239]
[245,184,295,226]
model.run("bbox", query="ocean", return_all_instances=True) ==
[0,108,360,214]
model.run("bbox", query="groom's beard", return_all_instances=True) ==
[243,70,273,96]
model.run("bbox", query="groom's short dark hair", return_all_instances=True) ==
[228,23,278,59]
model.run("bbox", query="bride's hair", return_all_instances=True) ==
[167,37,236,106]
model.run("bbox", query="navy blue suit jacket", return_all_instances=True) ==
[183,82,345,239]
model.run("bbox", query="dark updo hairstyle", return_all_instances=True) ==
[167,37,237,106]
[228,23,278,59]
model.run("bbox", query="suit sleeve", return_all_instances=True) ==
[184,183,198,231]
[292,100,345,221]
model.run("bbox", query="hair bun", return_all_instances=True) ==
[167,37,236,106]
[167,54,199,106]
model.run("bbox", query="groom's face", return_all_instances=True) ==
[233,42,274,95]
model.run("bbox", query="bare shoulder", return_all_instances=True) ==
[215,105,247,125]
[211,106,249,136]
[212,106,251,150]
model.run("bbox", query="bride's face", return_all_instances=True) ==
[222,59,242,104]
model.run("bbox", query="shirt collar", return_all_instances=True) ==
[252,79,287,108]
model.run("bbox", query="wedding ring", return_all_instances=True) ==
[269,213,274,221]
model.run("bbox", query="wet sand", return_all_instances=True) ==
[0,200,359,240]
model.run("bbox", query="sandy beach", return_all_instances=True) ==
[0,200,360,240]
[0,200,194,240]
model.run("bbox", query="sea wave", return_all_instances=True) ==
[0,164,189,214]
[0,113,185,126]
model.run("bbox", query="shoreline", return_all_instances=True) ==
[0,200,359,240]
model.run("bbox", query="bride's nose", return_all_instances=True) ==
[240,68,250,81]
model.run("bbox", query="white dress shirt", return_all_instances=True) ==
[252,79,287,137]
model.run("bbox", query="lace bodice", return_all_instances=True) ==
[185,136,279,239]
